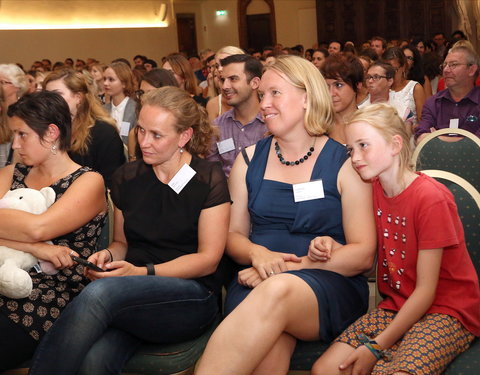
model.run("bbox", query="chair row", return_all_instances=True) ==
[3,128,479,375]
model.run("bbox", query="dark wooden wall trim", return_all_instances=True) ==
[316,0,455,46]
[238,0,276,51]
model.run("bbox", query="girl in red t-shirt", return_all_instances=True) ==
[312,102,480,375]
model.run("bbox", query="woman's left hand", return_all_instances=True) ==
[86,260,146,280]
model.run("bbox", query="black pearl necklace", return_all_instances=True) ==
[274,138,316,166]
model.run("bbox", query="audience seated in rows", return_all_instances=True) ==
[196,54,376,374]
[1,33,479,374]
[27,86,230,375]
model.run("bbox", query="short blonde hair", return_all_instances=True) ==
[265,55,335,135]
[348,103,413,174]
[142,86,217,157]
[215,46,245,59]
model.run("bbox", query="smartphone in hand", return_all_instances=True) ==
[71,255,105,272]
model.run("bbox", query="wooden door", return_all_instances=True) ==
[246,14,273,51]
[315,0,455,47]
[176,13,197,56]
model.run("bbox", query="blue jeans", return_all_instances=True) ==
[28,276,218,375]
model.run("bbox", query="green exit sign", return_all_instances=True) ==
[216,10,227,16]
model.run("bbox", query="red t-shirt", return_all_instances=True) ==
[374,173,480,336]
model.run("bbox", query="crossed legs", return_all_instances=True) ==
[196,273,320,375]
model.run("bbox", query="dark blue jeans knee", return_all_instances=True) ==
[29,276,218,375]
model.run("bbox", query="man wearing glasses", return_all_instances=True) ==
[415,46,479,142]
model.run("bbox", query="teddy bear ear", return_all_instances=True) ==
[39,187,56,208]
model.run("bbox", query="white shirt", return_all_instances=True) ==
[359,91,410,121]
[110,97,129,131]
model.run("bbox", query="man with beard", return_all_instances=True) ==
[207,54,266,176]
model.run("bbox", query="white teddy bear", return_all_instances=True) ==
[0,187,57,299]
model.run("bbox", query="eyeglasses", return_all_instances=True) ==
[365,75,387,81]
[406,56,414,61]
[0,80,13,85]
[439,62,472,70]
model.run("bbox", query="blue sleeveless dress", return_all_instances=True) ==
[225,136,369,342]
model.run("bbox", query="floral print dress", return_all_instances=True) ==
[0,164,106,340]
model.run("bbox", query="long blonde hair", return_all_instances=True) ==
[348,103,413,174]
[265,55,335,135]
[43,69,117,154]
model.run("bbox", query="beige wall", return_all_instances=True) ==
[274,0,316,49]
[174,0,239,53]
[180,0,317,52]
[0,0,178,68]
[1,28,178,69]
[0,0,318,68]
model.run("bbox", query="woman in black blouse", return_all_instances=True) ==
[29,86,231,375]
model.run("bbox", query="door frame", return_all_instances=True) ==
[238,0,276,51]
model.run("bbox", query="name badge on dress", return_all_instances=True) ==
[292,180,325,202]
[217,138,235,154]
[120,121,131,137]
[449,118,459,129]
[168,163,196,194]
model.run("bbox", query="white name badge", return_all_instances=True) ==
[293,180,325,203]
[168,163,196,194]
[120,121,131,137]
[449,118,459,129]
[217,138,235,154]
